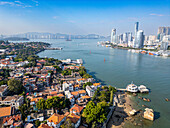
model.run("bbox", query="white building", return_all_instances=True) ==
[86,86,95,97]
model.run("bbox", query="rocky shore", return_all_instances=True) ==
[107,92,149,128]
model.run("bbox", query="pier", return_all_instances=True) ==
[116,88,127,92]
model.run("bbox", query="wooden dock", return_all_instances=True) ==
[116,88,127,92]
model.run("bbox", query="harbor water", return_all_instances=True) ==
[35,39,170,128]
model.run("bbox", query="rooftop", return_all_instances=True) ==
[47,113,65,125]
[0,107,11,118]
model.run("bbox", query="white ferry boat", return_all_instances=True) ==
[126,82,139,93]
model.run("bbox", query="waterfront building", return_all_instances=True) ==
[111,29,117,44]
[160,42,169,51]
[133,30,145,48]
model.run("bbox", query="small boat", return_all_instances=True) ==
[138,85,149,93]
[165,98,170,101]
[141,51,147,54]
[149,52,154,55]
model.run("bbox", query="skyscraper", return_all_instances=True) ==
[123,33,128,43]
[157,27,170,35]
[134,30,144,48]
[111,29,116,44]
[135,22,139,34]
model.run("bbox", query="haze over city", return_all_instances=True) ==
[0,0,170,36]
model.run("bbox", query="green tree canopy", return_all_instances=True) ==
[8,78,23,94]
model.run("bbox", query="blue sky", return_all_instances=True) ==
[0,0,170,36]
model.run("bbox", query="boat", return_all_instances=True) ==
[162,53,170,57]
[126,81,139,93]
[106,45,111,47]
[141,50,147,54]
[138,85,149,93]
[148,52,154,55]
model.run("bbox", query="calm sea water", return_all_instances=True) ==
[33,39,170,127]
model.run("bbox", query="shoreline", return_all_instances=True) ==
[107,92,145,128]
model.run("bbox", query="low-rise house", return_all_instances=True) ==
[91,83,101,90]
[0,95,24,109]
[86,86,95,97]
[0,107,14,118]
[38,123,53,128]
[24,123,35,128]
[70,97,75,106]
[74,84,81,91]
[81,95,91,102]
[47,113,66,128]
[70,104,84,115]
[30,97,43,105]
[78,90,86,96]
[0,85,8,97]
[71,91,79,99]
[65,91,73,99]
[76,78,87,84]
[67,113,81,128]
[3,114,22,128]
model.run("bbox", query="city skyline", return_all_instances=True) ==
[0,0,170,36]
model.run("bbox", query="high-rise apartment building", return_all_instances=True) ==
[134,30,144,48]
[111,29,117,44]
[157,27,170,35]
[135,22,139,34]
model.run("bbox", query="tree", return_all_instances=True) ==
[61,119,74,128]
[82,101,107,125]
[83,73,92,79]
[83,82,93,89]
[8,78,23,94]
[35,120,41,127]
[110,90,113,105]
[19,104,27,123]
[45,96,60,113]
[53,65,62,72]
[36,99,46,118]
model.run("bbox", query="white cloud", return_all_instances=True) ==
[0,1,35,8]
[32,0,39,4]
[0,1,14,5]
[150,13,164,16]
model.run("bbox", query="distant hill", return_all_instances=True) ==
[2,37,29,41]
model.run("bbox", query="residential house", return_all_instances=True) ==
[67,113,81,128]
[3,114,22,128]
[0,107,14,118]
[47,113,66,128]
[0,95,23,109]
[91,83,101,90]
[76,78,87,84]
[70,104,84,115]
[64,91,73,99]
[0,85,8,97]
[38,123,53,128]
[78,90,86,97]
[71,91,79,99]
